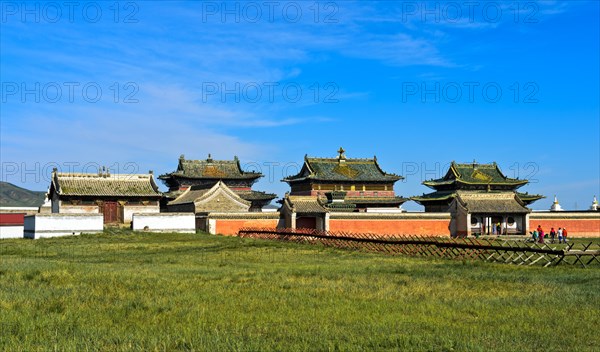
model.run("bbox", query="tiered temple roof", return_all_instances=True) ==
[160,154,276,211]
[283,148,407,211]
[284,149,403,184]
[422,162,528,189]
[159,154,262,190]
[412,161,544,210]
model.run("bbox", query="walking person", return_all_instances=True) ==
[496,222,502,236]
[563,228,568,243]
[550,227,556,243]
[537,225,545,244]
[557,227,563,243]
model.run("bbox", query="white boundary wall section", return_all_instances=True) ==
[24,214,103,239]
[0,226,24,239]
[132,213,195,233]
[123,205,159,223]
[0,207,39,214]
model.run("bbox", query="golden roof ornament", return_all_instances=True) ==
[337,147,346,161]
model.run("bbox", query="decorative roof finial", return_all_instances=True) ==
[179,154,185,160]
[337,147,346,161]
[207,153,213,162]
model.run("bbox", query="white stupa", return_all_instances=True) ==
[549,195,564,211]
[591,196,599,211]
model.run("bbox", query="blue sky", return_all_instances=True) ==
[1,1,598,210]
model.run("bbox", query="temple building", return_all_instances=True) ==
[281,148,407,227]
[166,181,253,214]
[412,161,544,236]
[159,154,277,212]
[48,168,161,224]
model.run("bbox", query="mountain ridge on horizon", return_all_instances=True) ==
[0,182,46,207]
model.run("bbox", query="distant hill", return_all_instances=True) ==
[0,182,46,207]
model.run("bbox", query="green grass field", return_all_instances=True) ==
[1,230,599,351]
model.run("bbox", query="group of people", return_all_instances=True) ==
[530,225,568,244]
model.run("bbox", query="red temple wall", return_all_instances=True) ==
[211,213,598,238]
[215,219,280,236]
[0,213,25,226]
[328,218,450,236]
[528,218,600,238]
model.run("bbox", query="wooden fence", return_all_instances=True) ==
[237,228,600,268]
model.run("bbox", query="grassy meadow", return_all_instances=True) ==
[1,230,599,351]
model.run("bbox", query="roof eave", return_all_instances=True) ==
[455,180,528,186]
[411,195,456,203]
[282,176,309,183]
[422,179,454,187]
